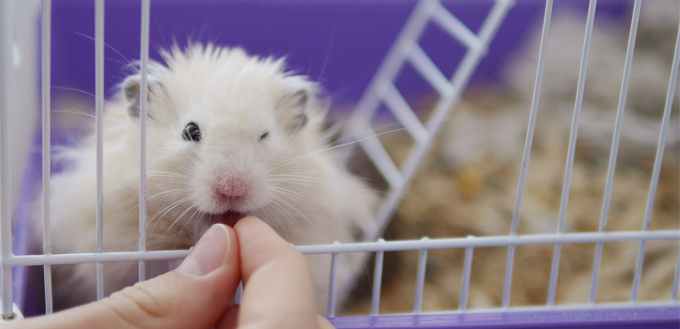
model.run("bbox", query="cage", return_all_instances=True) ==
[1,0,679,328]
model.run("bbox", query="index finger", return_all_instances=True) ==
[232,216,320,328]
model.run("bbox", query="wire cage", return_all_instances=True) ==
[1,0,679,328]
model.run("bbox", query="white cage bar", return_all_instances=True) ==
[503,0,554,309]
[547,0,598,307]
[589,0,642,305]
[138,0,151,283]
[673,248,680,301]
[94,0,105,302]
[327,246,340,317]
[1,0,16,320]
[631,12,680,303]
[370,239,386,316]
[0,230,676,266]
[458,245,474,311]
[413,238,429,314]
[40,0,53,314]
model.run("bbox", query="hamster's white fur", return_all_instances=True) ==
[47,44,378,313]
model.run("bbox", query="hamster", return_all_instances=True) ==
[46,44,378,313]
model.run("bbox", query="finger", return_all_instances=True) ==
[9,224,240,329]
[215,304,240,329]
[234,216,319,329]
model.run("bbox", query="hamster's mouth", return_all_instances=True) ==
[212,211,247,227]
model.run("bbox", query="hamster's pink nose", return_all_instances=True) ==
[216,176,248,198]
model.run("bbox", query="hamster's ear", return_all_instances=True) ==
[280,89,310,132]
[122,74,161,119]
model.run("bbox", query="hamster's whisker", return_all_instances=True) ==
[270,198,312,227]
[270,179,322,187]
[147,196,193,237]
[331,120,435,146]
[172,206,204,249]
[273,177,385,197]
[103,173,184,195]
[253,206,280,234]
[271,172,316,177]
[270,176,319,182]
[146,170,190,178]
[101,187,191,227]
[146,174,190,181]
[264,198,297,232]
[157,203,199,248]
[103,177,141,195]
[271,186,331,226]
[52,109,96,119]
[51,86,117,105]
[274,171,378,188]
[273,121,437,171]
[155,194,210,251]
[191,207,206,243]
[273,201,307,235]
[73,32,134,67]
[264,199,296,239]
[270,129,394,171]
[274,193,330,240]
[148,194,193,223]
[269,187,356,243]
[269,187,320,228]
[272,170,384,194]
[271,175,337,187]
[53,109,138,130]
[270,175,321,184]
[271,180,322,189]
[144,188,193,203]
[270,172,319,181]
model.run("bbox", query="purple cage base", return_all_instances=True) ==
[328,307,680,329]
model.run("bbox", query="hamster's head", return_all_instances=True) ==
[121,44,326,227]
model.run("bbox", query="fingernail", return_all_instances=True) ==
[176,224,231,276]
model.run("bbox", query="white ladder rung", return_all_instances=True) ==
[407,45,453,97]
[356,127,404,188]
[383,84,429,144]
[431,1,482,51]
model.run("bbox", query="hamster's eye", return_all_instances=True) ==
[182,122,201,142]
[259,132,269,142]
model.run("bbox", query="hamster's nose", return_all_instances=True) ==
[216,175,248,198]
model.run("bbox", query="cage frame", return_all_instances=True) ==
[0,0,679,327]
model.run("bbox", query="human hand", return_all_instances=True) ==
[6,216,335,329]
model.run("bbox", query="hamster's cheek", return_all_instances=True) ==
[245,175,272,210]
[188,167,220,212]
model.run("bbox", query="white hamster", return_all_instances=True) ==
[46,44,378,313]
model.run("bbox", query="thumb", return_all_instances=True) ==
[10,224,240,329]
